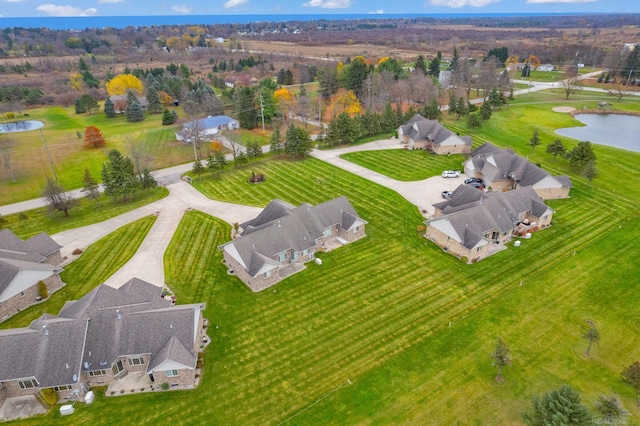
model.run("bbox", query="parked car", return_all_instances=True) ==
[442,170,460,178]
[464,177,483,184]
[468,181,486,190]
[441,190,453,199]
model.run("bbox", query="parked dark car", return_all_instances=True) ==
[464,177,483,184]
[468,182,485,190]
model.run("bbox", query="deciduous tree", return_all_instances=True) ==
[83,125,106,148]
[491,337,511,382]
[582,161,598,187]
[594,394,627,423]
[42,177,74,217]
[621,361,640,406]
[105,73,144,96]
[582,324,600,356]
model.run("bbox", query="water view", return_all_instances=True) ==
[555,113,640,153]
[0,120,45,133]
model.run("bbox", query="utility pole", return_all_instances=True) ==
[259,93,265,134]
[39,129,58,181]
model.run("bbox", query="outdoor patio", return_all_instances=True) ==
[0,395,47,421]
[106,371,155,396]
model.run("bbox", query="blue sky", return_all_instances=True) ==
[0,0,635,18]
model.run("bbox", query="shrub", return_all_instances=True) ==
[41,388,58,406]
[161,382,170,391]
[18,212,28,220]
[37,280,49,299]
[460,256,468,263]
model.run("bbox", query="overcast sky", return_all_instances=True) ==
[0,0,635,18]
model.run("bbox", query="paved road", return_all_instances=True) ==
[310,139,470,218]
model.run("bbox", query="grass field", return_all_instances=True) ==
[2,93,640,425]
[1,187,167,238]
[0,215,156,330]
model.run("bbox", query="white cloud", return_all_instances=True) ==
[429,0,501,7]
[369,9,384,14]
[98,0,124,3]
[526,0,597,3]
[36,4,98,16]
[171,5,192,13]
[224,0,248,8]
[4,0,28,3]
[303,0,352,8]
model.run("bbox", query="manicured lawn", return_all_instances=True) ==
[1,187,168,238]
[5,93,640,425]
[0,216,156,330]
[340,150,465,181]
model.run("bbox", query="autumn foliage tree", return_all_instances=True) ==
[84,126,106,148]
[105,74,144,96]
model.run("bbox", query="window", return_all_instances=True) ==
[323,228,331,237]
[18,379,38,389]
[20,291,25,297]
[278,252,287,262]
[301,249,308,257]
[53,385,72,391]
[89,370,106,377]
[477,247,482,252]
[128,356,145,366]
[166,370,179,377]
[354,226,359,233]
[111,359,124,376]
[263,270,270,279]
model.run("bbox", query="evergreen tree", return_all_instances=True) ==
[381,102,396,131]
[78,94,99,114]
[285,124,312,158]
[101,149,140,202]
[522,385,591,426]
[414,55,427,75]
[146,86,162,113]
[565,141,596,169]
[456,97,467,118]
[467,113,482,129]
[277,68,286,85]
[423,99,440,120]
[192,159,205,180]
[488,87,501,108]
[126,101,144,122]
[234,150,248,166]
[522,63,531,78]
[214,150,227,170]
[269,124,283,156]
[581,161,598,187]
[81,167,100,205]
[104,97,116,118]
[74,98,86,114]
[140,168,157,189]
[480,101,492,120]
[162,109,174,125]
[546,138,566,161]
[284,69,294,85]
[448,96,458,116]
[450,47,459,72]
[234,86,257,129]
[171,110,178,124]
[428,57,441,78]
[394,103,404,127]
[528,129,541,153]
[126,90,138,108]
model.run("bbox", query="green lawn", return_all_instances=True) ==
[4,94,640,425]
[1,187,167,239]
[0,216,156,330]
[340,150,465,181]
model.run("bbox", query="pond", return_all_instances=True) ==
[555,113,640,153]
[0,120,45,133]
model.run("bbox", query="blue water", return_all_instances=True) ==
[0,13,580,30]
[0,120,45,133]
[555,114,640,153]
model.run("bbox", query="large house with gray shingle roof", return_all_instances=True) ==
[0,278,206,410]
[220,196,367,292]
[398,114,472,154]
[0,230,63,322]
[464,142,572,199]
[425,186,555,262]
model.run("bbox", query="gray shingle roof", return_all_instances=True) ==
[224,196,365,278]
[0,278,205,388]
[0,229,61,261]
[401,114,471,147]
[427,186,554,250]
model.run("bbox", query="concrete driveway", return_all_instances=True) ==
[0,395,47,421]
[310,139,468,217]
[53,180,262,289]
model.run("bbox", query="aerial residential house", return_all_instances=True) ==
[0,230,64,322]
[0,278,207,412]
[398,114,472,154]
[175,115,239,142]
[463,142,572,199]
[425,186,555,262]
[220,196,367,292]
[537,64,555,72]
[108,94,149,113]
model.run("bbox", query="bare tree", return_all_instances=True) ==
[478,57,499,100]
[560,63,580,100]
[125,134,152,180]
[42,178,74,217]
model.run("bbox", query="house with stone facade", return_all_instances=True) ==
[425,185,555,262]
[398,114,472,154]
[463,142,572,200]
[220,196,367,292]
[0,277,206,413]
[0,230,63,322]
